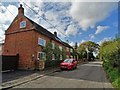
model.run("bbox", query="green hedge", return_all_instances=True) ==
[103,64,120,89]
[100,37,120,89]
[45,60,62,68]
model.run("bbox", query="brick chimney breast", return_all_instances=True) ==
[18,4,24,15]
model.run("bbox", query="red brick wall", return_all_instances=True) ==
[3,15,36,69]
[3,15,72,70]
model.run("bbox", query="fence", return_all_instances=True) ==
[1,54,19,71]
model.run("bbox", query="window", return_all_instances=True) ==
[66,55,69,58]
[52,54,55,60]
[38,38,46,46]
[20,21,26,28]
[70,48,73,52]
[38,52,46,60]
[60,55,62,60]
[52,43,55,49]
[66,47,69,52]
[59,46,62,51]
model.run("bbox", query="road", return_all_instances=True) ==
[12,60,114,89]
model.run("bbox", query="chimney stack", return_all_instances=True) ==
[54,31,57,37]
[18,4,24,16]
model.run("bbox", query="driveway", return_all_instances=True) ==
[11,60,114,89]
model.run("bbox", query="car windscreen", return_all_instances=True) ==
[63,59,73,63]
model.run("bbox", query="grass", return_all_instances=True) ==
[103,64,120,90]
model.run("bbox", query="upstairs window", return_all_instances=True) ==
[70,48,73,52]
[66,47,69,52]
[52,43,55,49]
[59,46,62,51]
[20,21,26,28]
[38,38,46,46]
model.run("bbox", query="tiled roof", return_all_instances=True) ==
[26,16,72,48]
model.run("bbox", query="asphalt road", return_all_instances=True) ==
[12,60,114,89]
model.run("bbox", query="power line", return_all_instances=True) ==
[0,1,71,42]
[20,0,70,41]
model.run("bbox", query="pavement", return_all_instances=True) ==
[1,67,60,89]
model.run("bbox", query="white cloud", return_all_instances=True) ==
[0,4,18,42]
[95,25,109,35]
[69,2,116,30]
[97,37,112,45]
[80,39,86,44]
[69,42,74,46]
[65,24,78,36]
[89,34,95,39]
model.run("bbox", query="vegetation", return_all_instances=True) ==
[77,41,99,60]
[43,42,52,60]
[43,42,64,61]
[99,36,120,89]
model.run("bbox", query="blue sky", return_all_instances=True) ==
[0,1,118,46]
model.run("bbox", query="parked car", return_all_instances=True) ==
[60,59,78,70]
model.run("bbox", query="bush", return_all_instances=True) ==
[100,37,120,89]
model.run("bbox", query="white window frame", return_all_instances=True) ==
[52,43,55,49]
[59,46,62,51]
[52,54,55,60]
[66,47,69,52]
[38,38,46,46]
[20,21,26,28]
[38,52,46,60]
[70,48,73,52]
[60,54,62,60]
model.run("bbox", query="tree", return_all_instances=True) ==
[78,41,99,60]
[62,48,66,60]
[43,42,52,60]
[53,45,61,60]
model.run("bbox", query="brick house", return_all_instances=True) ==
[3,4,73,70]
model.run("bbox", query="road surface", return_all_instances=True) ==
[12,60,114,89]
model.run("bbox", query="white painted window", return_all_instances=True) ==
[60,55,62,60]
[52,54,55,60]
[20,21,26,28]
[38,38,46,46]
[38,52,46,60]
[52,43,55,49]
[66,55,69,58]
[66,47,69,52]
[70,48,73,52]
[59,46,62,51]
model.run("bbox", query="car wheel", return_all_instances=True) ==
[75,66,77,69]
[60,68,63,70]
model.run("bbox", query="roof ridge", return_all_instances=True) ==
[25,16,72,48]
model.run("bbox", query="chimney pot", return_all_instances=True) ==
[18,4,24,15]
[54,31,57,37]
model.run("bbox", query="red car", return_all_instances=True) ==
[60,59,78,70]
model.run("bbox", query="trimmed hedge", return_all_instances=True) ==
[45,60,62,68]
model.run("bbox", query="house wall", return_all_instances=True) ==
[3,5,73,70]
[3,15,36,69]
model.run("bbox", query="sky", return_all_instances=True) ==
[0,0,118,46]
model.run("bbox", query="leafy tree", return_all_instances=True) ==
[62,48,66,60]
[78,41,99,60]
[53,45,61,60]
[43,42,52,60]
